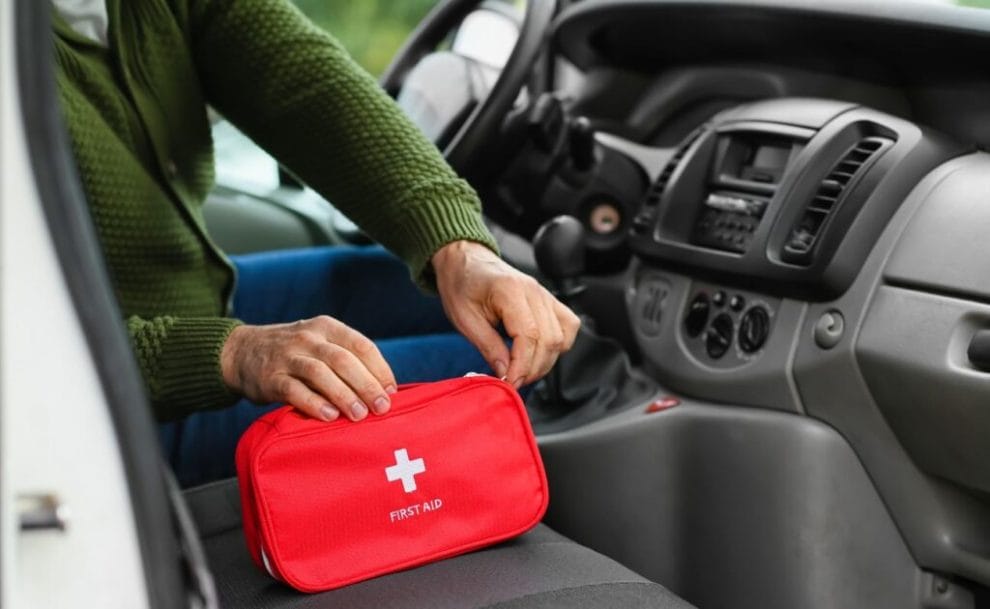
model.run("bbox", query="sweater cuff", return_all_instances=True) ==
[154,317,243,421]
[392,192,500,291]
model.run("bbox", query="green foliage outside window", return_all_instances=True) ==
[292,0,439,76]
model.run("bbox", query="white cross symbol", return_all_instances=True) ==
[385,448,426,493]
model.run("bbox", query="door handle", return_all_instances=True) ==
[967,330,990,372]
[18,494,68,532]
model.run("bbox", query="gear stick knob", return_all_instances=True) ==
[533,215,586,302]
[532,215,585,409]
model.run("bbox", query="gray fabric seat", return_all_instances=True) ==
[185,479,693,609]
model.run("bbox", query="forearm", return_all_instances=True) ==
[184,0,497,283]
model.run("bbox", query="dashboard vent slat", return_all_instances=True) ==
[808,196,838,213]
[782,135,893,263]
[632,127,707,233]
[646,127,705,205]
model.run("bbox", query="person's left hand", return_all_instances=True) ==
[432,240,581,388]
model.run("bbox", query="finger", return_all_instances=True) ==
[554,300,581,351]
[319,320,397,392]
[289,356,369,421]
[451,309,511,379]
[544,295,568,370]
[312,318,397,412]
[314,342,391,416]
[534,292,567,380]
[276,375,340,422]
[501,291,540,389]
[342,332,398,399]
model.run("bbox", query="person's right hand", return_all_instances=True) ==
[220,316,397,422]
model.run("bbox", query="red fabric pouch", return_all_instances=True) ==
[235,375,548,593]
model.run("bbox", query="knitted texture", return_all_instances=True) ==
[54,0,497,421]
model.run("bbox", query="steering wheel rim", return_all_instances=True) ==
[381,0,557,179]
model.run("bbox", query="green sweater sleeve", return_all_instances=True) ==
[127,316,243,421]
[182,0,498,285]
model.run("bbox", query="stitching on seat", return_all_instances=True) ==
[479,581,663,609]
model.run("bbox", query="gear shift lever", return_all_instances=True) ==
[533,215,586,305]
[527,217,660,432]
[532,216,587,409]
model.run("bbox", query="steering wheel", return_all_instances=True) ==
[380,0,557,180]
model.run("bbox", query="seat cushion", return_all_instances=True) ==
[186,479,693,609]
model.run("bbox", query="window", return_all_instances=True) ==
[212,1,441,205]
[291,0,440,76]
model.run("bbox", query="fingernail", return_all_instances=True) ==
[350,401,368,420]
[511,376,525,389]
[494,360,508,378]
[320,405,339,421]
[372,395,390,415]
[385,384,398,395]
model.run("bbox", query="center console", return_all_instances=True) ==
[629,99,955,300]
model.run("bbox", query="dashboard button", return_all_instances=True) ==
[814,309,844,349]
[684,294,711,338]
[645,396,680,413]
[706,313,734,359]
[739,306,771,353]
[712,290,726,307]
[729,294,746,311]
[635,278,669,337]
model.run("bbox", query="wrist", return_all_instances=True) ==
[220,324,249,393]
[431,240,495,277]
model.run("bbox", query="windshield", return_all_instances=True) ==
[934,0,990,6]
[817,0,989,9]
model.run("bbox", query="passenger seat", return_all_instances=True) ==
[185,480,694,609]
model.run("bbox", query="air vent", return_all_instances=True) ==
[782,136,892,264]
[632,127,706,233]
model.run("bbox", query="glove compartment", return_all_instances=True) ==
[858,153,990,494]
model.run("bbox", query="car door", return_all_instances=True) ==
[1,2,191,607]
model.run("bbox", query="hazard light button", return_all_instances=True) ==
[645,397,680,413]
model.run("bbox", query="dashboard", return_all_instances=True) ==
[543,0,990,593]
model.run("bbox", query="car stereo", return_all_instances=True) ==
[690,132,803,254]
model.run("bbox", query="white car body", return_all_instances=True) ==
[0,1,149,606]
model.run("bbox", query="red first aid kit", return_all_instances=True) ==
[235,375,548,593]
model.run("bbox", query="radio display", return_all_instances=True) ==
[716,135,801,186]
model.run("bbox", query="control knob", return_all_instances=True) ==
[739,306,771,353]
[706,313,734,359]
[684,294,711,338]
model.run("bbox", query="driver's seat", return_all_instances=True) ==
[186,480,694,609]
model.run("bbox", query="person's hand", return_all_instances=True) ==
[432,240,581,388]
[220,317,397,422]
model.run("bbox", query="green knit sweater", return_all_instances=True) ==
[54,0,497,421]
